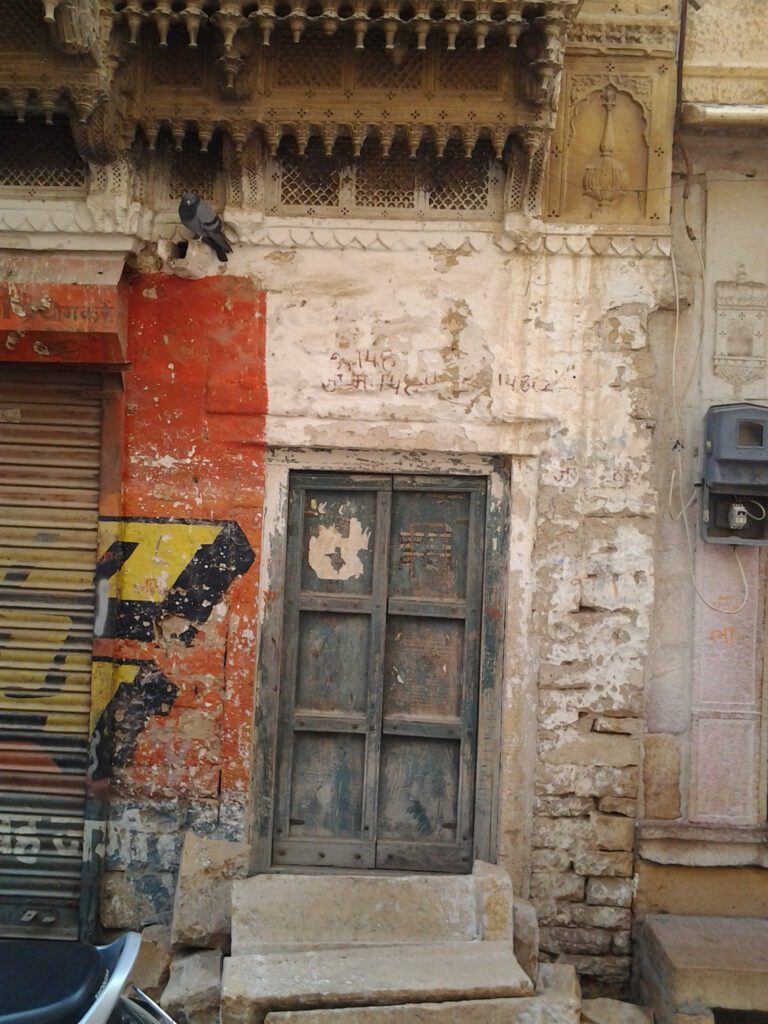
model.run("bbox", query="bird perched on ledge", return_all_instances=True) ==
[178,192,233,263]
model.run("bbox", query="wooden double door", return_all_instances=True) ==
[272,472,487,873]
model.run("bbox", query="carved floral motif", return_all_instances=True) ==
[713,270,768,395]
[582,84,628,207]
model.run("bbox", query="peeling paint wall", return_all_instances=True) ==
[225,238,669,995]
[99,274,266,929]
[86,240,669,994]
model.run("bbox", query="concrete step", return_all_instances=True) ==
[221,940,534,1024]
[635,915,768,1024]
[258,964,580,1024]
[230,862,513,956]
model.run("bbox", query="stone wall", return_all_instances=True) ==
[635,0,768,922]
[88,235,670,995]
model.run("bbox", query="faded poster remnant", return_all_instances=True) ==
[308,519,371,582]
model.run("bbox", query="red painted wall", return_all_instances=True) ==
[113,273,266,829]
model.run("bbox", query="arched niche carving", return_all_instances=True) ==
[556,82,648,223]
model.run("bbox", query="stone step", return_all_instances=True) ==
[259,964,580,1024]
[221,940,534,1024]
[231,862,513,956]
[635,915,768,1023]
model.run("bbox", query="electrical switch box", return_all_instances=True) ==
[702,403,768,545]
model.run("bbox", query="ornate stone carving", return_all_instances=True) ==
[713,269,768,395]
[71,93,133,165]
[44,0,100,60]
[0,0,680,228]
[547,51,675,226]
[582,84,628,207]
[108,0,580,56]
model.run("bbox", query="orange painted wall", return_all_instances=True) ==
[112,273,266,832]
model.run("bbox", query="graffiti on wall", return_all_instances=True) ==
[96,518,255,646]
[0,516,255,788]
[90,516,255,780]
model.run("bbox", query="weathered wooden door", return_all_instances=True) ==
[272,472,486,873]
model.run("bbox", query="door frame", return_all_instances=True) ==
[250,448,510,873]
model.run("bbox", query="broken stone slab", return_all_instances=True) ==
[473,861,515,941]
[581,998,653,1024]
[513,898,540,984]
[258,964,579,1024]
[171,831,249,950]
[221,940,534,1024]
[161,949,223,1024]
[231,865,511,955]
[635,915,768,1022]
[128,924,172,1000]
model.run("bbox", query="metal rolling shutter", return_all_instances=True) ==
[0,369,102,939]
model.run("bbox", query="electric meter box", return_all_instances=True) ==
[702,403,768,545]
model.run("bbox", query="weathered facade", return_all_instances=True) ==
[0,0,764,1003]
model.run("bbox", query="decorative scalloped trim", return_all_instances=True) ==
[0,200,671,258]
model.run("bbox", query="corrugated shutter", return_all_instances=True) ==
[0,369,102,939]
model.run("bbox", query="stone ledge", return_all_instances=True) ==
[637,822,768,868]
[221,942,534,1024]
[259,963,579,1024]
[635,915,768,1023]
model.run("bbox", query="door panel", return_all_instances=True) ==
[384,616,464,719]
[273,472,485,874]
[273,475,390,869]
[296,611,371,714]
[289,731,366,837]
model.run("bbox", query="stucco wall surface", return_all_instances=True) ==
[100,274,266,928]
[100,238,668,991]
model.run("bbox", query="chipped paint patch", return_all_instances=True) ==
[308,519,371,581]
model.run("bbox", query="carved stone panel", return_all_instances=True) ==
[546,55,676,227]
[713,270,768,395]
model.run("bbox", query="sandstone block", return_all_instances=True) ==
[532,849,573,872]
[537,796,596,817]
[540,926,613,956]
[128,924,172,1000]
[642,735,682,819]
[513,898,540,983]
[530,871,586,902]
[221,941,533,1024]
[638,915,768,1016]
[537,766,639,800]
[611,931,630,955]
[570,906,631,931]
[231,872,480,955]
[533,817,594,851]
[574,852,634,877]
[597,798,637,817]
[171,832,249,951]
[258,966,580,1024]
[591,814,635,852]
[544,734,640,768]
[586,878,633,907]
[161,949,222,1024]
[473,860,515,941]
[581,998,653,1024]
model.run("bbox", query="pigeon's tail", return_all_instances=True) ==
[202,235,233,262]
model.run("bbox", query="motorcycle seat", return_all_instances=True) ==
[0,939,105,1024]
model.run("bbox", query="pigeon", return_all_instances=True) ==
[178,192,233,262]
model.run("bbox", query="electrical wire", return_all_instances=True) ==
[745,499,767,522]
